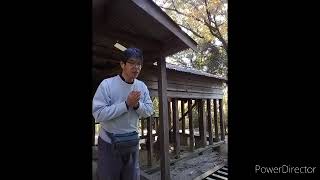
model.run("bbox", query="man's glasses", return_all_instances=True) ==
[127,60,142,69]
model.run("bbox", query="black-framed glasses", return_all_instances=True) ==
[127,60,142,68]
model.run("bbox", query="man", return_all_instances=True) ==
[92,48,154,180]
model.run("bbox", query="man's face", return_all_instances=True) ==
[121,58,142,79]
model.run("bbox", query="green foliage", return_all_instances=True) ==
[152,97,159,117]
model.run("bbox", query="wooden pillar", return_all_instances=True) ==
[154,117,157,135]
[168,101,172,133]
[157,57,170,180]
[141,118,145,138]
[207,99,213,145]
[153,117,157,135]
[213,99,220,142]
[181,100,185,134]
[92,119,95,146]
[172,98,180,158]
[198,99,207,147]
[156,117,160,136]
[188,99,194,151]
[168,101,172,143]
[154,117,158,136]
[147,116,153,167]
[180,100,187,146]
[219,99,225,141]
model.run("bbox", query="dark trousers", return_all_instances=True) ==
[97,137,140,180]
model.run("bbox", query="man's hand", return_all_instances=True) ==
[126,91,141,108]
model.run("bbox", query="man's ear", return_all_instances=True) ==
[120,61,125,69]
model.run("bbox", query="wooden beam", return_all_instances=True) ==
[177,98,188,101]
[147,116,153,167]
[92,45,122,61]
[198,99,207,147]
[219,99,225,141]
[94,45,155,65]
[157,56,170,180]
[207,99,213,145]
[144,80,224,94]
[213,99,220,142]
[172,98,180,158]
[181,100,185,134]
[149,90,224,99]
[188,99,195,152]
[94,30,162,50]
[141,69,225,88]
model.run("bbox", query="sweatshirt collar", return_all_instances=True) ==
[119,74,134,84]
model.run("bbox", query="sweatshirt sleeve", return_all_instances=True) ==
[135,84,154,118]
[92,80,128,122]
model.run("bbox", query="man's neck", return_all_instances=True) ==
[120,73,134,84]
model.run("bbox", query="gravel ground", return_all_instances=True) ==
[145,149,226,180]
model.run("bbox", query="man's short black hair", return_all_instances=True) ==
[122,48,143,63]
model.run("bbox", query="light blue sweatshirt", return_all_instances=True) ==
[92,75,154,143]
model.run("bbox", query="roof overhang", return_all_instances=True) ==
[93,0,197,64]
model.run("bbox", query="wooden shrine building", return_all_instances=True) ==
[93,0,227,179]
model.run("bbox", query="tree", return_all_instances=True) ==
[154,0,228,77]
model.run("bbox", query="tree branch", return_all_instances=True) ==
[186,0,200,12]
[203,2,227,51]
[159,6,206,24]
[160,1,228,50]
[204,1,220,32]
[203,0,219,40]
[212,14,228,50]
[204,0,213,25]
[177,23,204,39]
[171,0,177,11]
